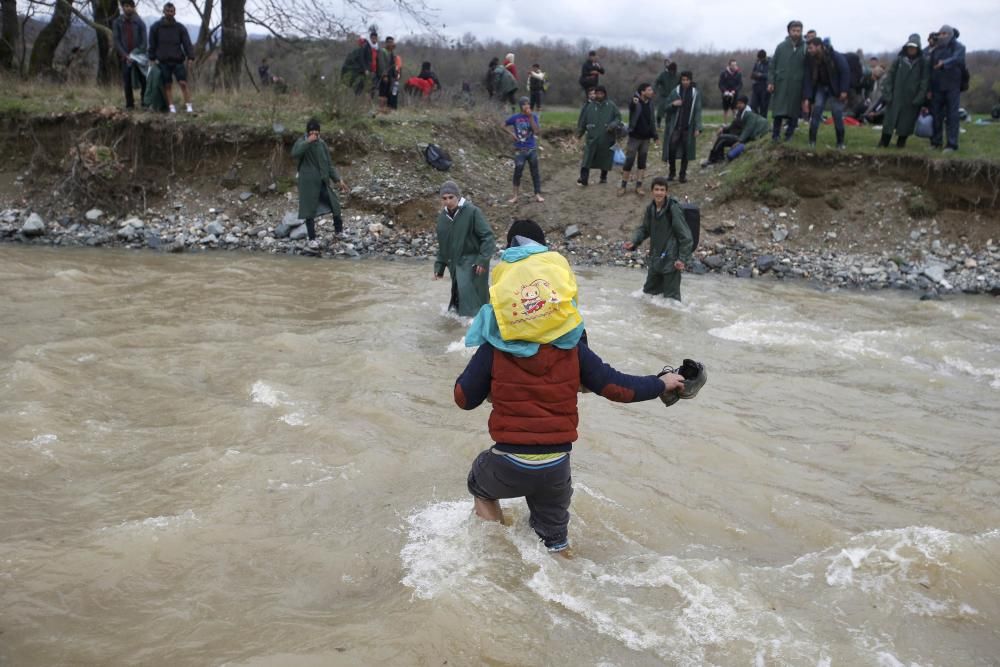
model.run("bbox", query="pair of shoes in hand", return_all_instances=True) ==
[658,359,706,407]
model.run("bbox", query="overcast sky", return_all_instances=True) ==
[357,0,998,54]
[151,1,998,54]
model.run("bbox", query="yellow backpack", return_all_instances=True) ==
[490,252,582,343]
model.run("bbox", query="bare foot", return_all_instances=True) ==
[552,547,574,560]
[535,194,545,202]
[507,195,518,204]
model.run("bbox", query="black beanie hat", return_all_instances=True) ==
[306,118,321,133]
[506,219,546,248]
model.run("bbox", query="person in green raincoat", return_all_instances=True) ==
[662,71,702,183]
[654,61,679,129]
[576,85,621,186]
[434,181,496,317]
[493,63,519,108]
[767,20,806,141]
[291,119,349,243]
[142,62,168,112]
[623,176,694,301]
[878,34,930,148]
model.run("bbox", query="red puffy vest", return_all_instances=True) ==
[487,346,580,445]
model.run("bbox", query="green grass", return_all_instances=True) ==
[772,114,1000,162]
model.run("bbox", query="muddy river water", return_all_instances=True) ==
[1,246,998,666]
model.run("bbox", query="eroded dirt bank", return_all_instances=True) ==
[2,110,998,296]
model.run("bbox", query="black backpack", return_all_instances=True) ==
[424,144,452,171]
[960,64,970,92]
[844,52,864,91]
[679,202,701,250]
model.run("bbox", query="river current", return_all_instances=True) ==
[1,246,998,666]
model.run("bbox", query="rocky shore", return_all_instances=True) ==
[3,202,997,298]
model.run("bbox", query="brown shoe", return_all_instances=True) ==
[616,185,626,197]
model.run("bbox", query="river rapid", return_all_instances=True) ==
[1,246,998,666]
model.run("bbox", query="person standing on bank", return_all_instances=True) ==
[654,61,679,130]
[504,97,545,204]
[718,59,742,123]
[623,176,694,301]
[662,71,702,184]
[291,119,349,247]
[750,49,771,116]
[768,20,806,141]
[576,85,620,187]
[148,2,194,114]
[619,83,658,196]
[802,37,851,149]
[929,25,966,152]
[113,0,148,111]
[434,181,496,317]
[579,50,605,98]
[879,34,929,149]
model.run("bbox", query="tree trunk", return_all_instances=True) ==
[215,0,245,89]
[28,0,72,77]
[0,0,19,71]
[92,0,120,85]
[193,0,214,62]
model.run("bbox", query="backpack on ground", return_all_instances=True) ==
[679,202,701,250]
[424,143,452,171]
[844,52,864,91]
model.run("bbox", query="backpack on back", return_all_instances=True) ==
[679,202,701,250]
[844,52,864,91]
[960,64,970,92]
[424,143,452,171]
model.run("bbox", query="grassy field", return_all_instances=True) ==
[3,78,998,162]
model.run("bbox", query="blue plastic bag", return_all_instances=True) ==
[915,112,933,139]
[726,143,746,161]
[613,146,626,166]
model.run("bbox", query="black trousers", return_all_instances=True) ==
[122,61,147,109]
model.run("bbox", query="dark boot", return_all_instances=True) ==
[305,218,316,241]
[577,168,589,186]
[599,170,608,184]
[896,135,908,148]
[333,215,344,234]
[878,133,891,148]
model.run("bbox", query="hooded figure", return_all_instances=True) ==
[929,25,966,150]
[434,181,496,317]
[576,86,621,174]
[879,34,930,146]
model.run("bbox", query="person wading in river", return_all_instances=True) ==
[433,181,495,317]
[455,219,688,556]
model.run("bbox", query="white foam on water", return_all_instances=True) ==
[25,433,58,460]
[75,353,96,363]
[708,319,902,361]
[280,412,307,426]
[942,356,1000,389]
[630,289,695,312]
[399,500,486,600]
[400,497,993,664]
[445,338,469,354]
[106,509,199,532]
[251,380,311,425]
[824,526,954,592]
[575,482,623,508]
[250,380,286,408]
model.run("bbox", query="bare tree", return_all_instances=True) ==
[215,0,245,88]
[91,0,119,84]
[29,0,73,76]
[0,0,18,71]
[187,0,217,62]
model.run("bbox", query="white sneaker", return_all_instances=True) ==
[307,240,320,249]
[168,105,177,114]
[185,103,193,113]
